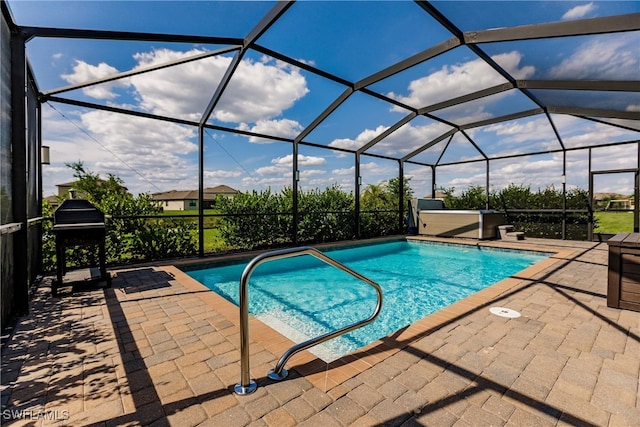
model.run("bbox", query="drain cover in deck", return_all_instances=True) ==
[489,307,521,318]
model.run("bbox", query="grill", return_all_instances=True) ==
[52,199,110,296]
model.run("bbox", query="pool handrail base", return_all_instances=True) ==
[267,368,288,381]
[233,380,257,395]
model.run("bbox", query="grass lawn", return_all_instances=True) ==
[162,210,227,252]
[202,228,226,253]
[594,211,637,234]
[162,209,218,216]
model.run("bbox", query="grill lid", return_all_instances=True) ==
[54,199,105,225]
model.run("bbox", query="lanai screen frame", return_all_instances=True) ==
[9,0,640,255]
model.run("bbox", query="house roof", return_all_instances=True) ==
[56,179,128,191]
[207,185,238,195]
[152,186,238,201]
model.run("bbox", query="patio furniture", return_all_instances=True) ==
[607,232,640,312]
[52,199,110,296]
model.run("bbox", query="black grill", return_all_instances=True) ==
[52,199,110,296]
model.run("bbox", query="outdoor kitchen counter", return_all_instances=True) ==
[607,232,640,312]
[417,210,505,240]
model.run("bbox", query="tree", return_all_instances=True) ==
[440,185,486,210]
[66,161,129,205]
[216,185,357,249]
[387,176,414,205]
[360,177,414,237]
[361,183,391,212]
[441,184,593,240]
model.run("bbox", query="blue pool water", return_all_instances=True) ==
[185,240,548,362]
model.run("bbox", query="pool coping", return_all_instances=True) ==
[162,236,577,395]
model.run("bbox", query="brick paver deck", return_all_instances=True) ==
[1,238,639,426]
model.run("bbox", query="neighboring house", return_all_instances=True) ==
[606,199,635,211]
[47,179,129,208]
[55,179,128,198]
[152,185,238,211]
[45,180,103,209]
[45,195,61,209]
[594,192,635,210]
[56,181,80,198]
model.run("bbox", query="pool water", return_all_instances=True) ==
[185,240,548,362]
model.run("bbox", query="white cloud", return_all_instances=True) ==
[388,51,534,109]
[373,121,455,157]
[332,166,354,176]
[129,49,309,123]
[328,125,389,151]
[551,114,639,148]
[492,52,536,80]
[301,169,326,177]
[483,116,557,146]
[330,161,380,176]
[242,175,290,189]
[562,2,597,20]
[255,153,326,176]
[237,118,304,142]
[204,170,243,179]
[385,52,534,129]
[549,33,639,79]
[276,153,326,167]
[74,110,198,193]
[61,60,130,99]
[328,120,457,159]
[626,105,640,112]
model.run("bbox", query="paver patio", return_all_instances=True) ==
[1,237,639,426]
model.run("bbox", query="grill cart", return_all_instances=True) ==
[52,199,110,296]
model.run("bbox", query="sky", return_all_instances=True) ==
[6,0,640,198]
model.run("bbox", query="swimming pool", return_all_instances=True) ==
[185,240,548,362]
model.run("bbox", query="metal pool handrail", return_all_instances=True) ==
[234,246,383,395]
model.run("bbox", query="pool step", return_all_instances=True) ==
[498,225,525,241]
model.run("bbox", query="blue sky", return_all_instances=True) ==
[7,0,640,197]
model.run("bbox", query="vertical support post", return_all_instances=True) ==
[292,141,299,245]
[355,153,361,238]
[198,126,204,257]
[633,143,640,233]
[485,160,490,209]
[36,99,43,273]
[588,148,593,241]
[398,160,404,233]
[11,32,28,314]
[431,166,436,199]
[562,151,567,240]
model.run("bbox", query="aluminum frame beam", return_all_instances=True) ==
[355,37,461,90]
[549,106,640,121]
[517,80,640,92]
[419,82,514,114]
[465,13,640,44]
[20,25,244,45]
[401,128,457,162]
[460,108,545,130]
[43,46,241,97]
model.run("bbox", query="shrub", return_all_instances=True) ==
[42,163,197,271]
[442,184,593,240]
